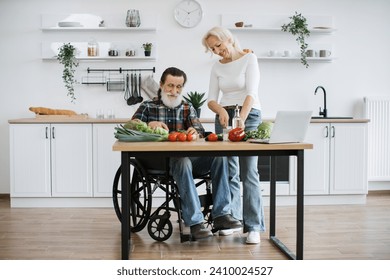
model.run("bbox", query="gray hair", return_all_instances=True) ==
[201,26,242,53]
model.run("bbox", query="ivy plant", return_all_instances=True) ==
[57,43,79,102]
[281,12,311,68]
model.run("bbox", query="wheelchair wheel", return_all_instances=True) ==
[112,159,152,232]
[147,212,173,242]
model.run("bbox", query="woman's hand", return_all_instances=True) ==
[236,119,245,130]
[148,121,169,131]
[218,108,230,128]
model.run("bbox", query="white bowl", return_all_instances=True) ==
[58,21,82,27]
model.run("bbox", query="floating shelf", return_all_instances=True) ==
[228,27,337,34]
[42,56,156,61]
[41,27,157,32]
[41,41,157,61]
[258,56,334,62]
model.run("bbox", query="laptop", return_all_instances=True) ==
[248,111,312,144]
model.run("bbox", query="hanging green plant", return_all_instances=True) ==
[281,12,310,68]
[57,43,79,103]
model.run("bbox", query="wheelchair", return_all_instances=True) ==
[112,156,213,242]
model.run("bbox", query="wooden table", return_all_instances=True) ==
[113,140,313,260]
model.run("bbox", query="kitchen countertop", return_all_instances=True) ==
[8,117,370,124]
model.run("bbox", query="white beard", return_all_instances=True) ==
[161,91,183,108]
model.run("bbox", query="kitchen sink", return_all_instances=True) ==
[311,116,353,119]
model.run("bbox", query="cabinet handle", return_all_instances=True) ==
[331,126,335,138]
[52,127,55,139]
[324,126,329,138]
[45,127,49,139]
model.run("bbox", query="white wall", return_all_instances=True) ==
[1,0,389,193]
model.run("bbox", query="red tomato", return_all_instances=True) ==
[207,133,218,142]
[177,133,187,142]
[168,132,179,142]
[186,133,194,141]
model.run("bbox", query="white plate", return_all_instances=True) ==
[58,21,82,27]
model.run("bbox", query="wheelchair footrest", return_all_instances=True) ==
[180,233,195,242]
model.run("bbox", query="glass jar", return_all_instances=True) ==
[88,39,98,57]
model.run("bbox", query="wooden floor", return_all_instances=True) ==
[0,192,389,260]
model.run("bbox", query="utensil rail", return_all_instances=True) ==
[87,67,155,73]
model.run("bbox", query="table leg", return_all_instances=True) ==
[296,150,304,260]
[121,152,130,260]
[269,156,276,237]
[269,155,301,260]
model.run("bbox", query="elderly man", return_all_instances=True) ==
[132,67,241,239]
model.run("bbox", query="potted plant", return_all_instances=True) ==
[142,42,152,56]
[281,12,310,68]
[57,43,79,103]
[183,91,206,117]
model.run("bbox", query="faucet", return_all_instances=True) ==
[314,86,327,118]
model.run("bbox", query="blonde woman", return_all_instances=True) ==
[202,26,265,244]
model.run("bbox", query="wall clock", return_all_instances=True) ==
[174,0,203,28]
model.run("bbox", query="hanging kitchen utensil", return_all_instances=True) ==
[137,71,143,103]
[133,72,139,104]
[124,73,130,101]
[127,73,137,105]
[125,74,134,106]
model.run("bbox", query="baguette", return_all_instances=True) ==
[29,107,77,115]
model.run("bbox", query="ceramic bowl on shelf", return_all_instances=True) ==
[58,21,82,27]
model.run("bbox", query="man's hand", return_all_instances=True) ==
[186,127,198,140]
[186,127,198,135]
[148,121,169,131]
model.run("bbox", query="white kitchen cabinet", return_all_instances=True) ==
[10,124,51,197]
[302,122,368,195]
[51,124,93,197]
[92,123,121,197]
[9,118,369,207]
[10,123,93,198]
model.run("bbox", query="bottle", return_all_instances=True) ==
[232,104,241,129]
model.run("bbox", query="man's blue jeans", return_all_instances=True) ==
[170,156,232,227]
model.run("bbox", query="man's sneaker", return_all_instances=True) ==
[218,229,233,236]
[190,223,212,240]
[213,214,242,231]
[246,231,261,244]
[218,227,242,236]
